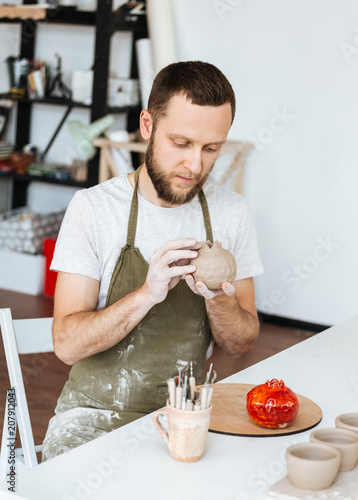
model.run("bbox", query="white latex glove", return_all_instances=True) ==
[145,238,202,306]
[185,274,236,300]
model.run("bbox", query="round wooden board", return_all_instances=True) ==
[208,383,322,437]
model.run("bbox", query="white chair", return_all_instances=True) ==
[0,308,53,480]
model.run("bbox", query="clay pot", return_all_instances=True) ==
[10,152,35,175]
[191,240,237,289]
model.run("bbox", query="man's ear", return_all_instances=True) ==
[139,109,153,140]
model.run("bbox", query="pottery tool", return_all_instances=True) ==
[189,361,196,400]
[175,369,183,409]
[183,372,188,400]
[201,385,208,410]
[182,396,186,410]
[194,400,202,411]
[185,400,194,411]
[201,363,214,409]
[193,389,201,405]
[167,378,176,407]
[207,370,217,408]
[167,361,215,411]
[207,386,213,409]
[206,363,213,383]
[175,385,183,409]
[182,372,190,409]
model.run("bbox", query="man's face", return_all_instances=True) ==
[145,93,232,206]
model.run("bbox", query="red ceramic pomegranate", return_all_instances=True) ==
[246,379,299,429]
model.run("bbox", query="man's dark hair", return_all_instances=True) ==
[147,61,236,125]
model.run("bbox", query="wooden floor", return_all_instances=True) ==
[0,288,315,448]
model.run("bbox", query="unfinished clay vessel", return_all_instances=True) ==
[191,240,237,289]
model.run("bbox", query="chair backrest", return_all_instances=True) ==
[13,317,53,354]
[0,308,53,480]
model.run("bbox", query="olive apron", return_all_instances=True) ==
[42,167,213,460]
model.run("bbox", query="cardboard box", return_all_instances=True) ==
[0,249,45,295]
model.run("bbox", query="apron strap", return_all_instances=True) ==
[126,166,142,246]
[126,165,213,245]
[198,190,214,242]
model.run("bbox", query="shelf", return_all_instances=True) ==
[0,6,95,26]
[0,5,46,22]
[0,94,143,115]
[11,172,89,189]
[0,171,88,189]
[45,8,95,26]
[0,94,91,109]
[107,103,143,114]
[0,172,13,180]
[0,7,148,30]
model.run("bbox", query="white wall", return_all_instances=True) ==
[173,0,358,325]
[1,1,357,325]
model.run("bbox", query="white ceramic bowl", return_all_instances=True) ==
[336,413,358,434]
[310,427,358,472]
[286,442,341,490]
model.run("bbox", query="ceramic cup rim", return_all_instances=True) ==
[336,413,358,428]
[310,427,358,446]
[286,442,341,462]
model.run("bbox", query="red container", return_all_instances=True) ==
[43,238,57,297]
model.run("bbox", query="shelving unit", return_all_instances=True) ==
[0,0,147,209]
[0,94,91,109]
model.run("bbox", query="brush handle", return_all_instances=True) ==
[175,386,183,410]
[189,376,196,400]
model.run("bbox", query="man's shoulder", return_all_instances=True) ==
[74,175,130,203]
[203,179,247,207]
[86,174,128,195]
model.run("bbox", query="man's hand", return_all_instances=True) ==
[144,238,201,306]
[185,274,235,299]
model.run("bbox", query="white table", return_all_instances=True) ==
[1,315,358,500]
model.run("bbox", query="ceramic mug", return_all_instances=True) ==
[336,413,358,434]
[153,402,212,462]
[310,427,358,472]
[285,442,341,490]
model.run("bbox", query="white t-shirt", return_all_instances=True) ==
[51,174,263,309]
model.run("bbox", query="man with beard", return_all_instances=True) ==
[41,61,263,461]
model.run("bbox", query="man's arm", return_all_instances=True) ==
[52,272,154,365]
[185,276,259,358]
[204,278,259,358]
[52,238,200,366]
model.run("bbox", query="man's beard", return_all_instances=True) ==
[145,135,214,206]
